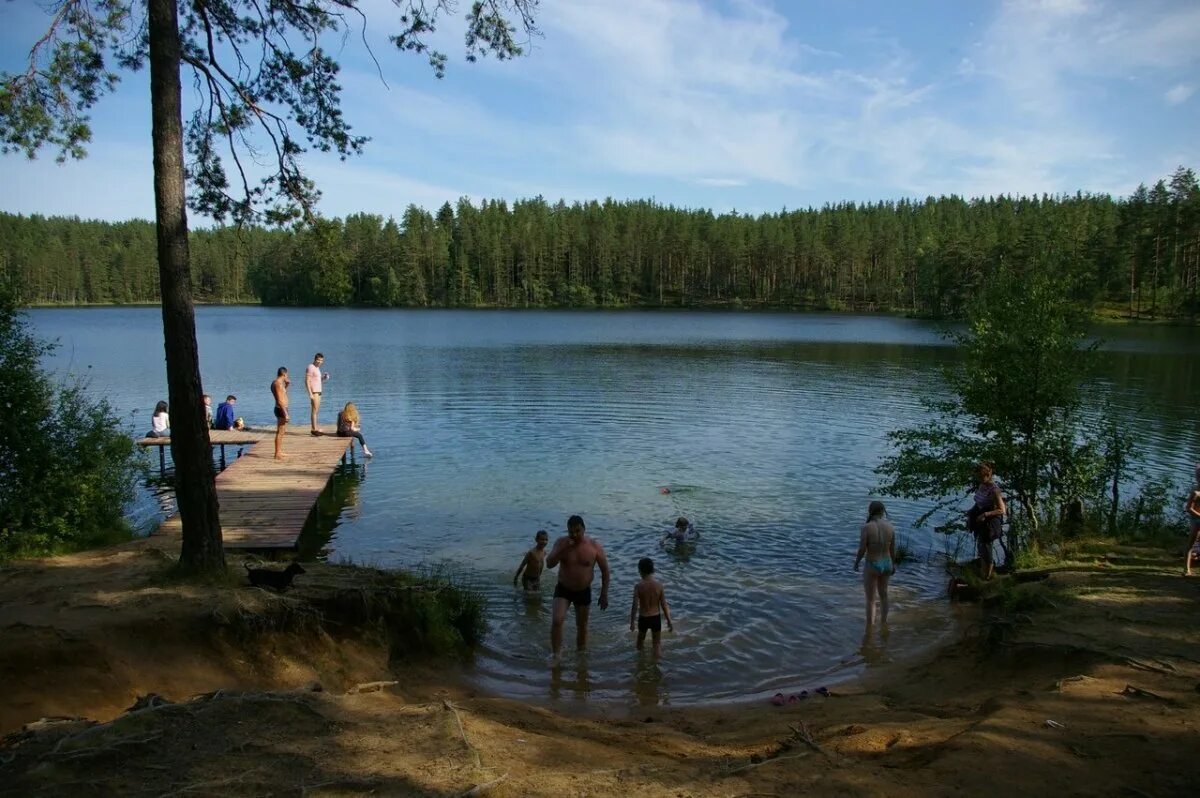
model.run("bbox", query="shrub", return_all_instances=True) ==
[0,286,140,559]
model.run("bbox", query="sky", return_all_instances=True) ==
[1,0,1198,224]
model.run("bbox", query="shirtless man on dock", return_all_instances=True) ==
[547,515,610,659]
[271,367,290,460]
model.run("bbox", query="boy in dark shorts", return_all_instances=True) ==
[513,530,550,591]
[630,557,673,657]
[271,366,289,460]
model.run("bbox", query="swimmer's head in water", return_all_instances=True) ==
[675,517,689,530]
[638,557,654,576]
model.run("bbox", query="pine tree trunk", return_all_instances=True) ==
[148,0,225,573]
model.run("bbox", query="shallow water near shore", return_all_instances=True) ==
[30,307,1200,706]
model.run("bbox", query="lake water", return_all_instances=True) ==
[30,308,1200,707]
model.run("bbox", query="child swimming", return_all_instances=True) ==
[513,529,550,591]
[661,516,699,548]
[630,557,673,656]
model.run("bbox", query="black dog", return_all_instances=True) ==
[244,562,306,591]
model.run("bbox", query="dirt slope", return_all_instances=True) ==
[1,541,1197,797]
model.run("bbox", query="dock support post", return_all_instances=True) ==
[219,444,227,470]
[159,446,166,472]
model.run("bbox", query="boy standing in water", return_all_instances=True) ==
[513,530,550,591]
[630,557,673,657]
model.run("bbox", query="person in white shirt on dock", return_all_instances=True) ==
[306,353,330,435]
[148,401,170,438]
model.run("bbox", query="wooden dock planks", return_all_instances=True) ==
[151,427,353,549]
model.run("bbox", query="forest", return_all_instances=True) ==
[3,166,1197,320]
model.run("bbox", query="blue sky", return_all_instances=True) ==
[1,0,1198,224]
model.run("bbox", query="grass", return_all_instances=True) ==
[301,559,489,658]
[150,551,490,660]
[0,524,136,563]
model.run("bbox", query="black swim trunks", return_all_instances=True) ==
[637,615,662,633]
[273,405,287,421]
[553,582,591,607]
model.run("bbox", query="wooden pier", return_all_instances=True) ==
[138,427,354,549]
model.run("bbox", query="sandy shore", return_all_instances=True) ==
[1,538,1197,797]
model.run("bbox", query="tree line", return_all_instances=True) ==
[5,165,1198,319]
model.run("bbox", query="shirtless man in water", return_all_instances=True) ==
[547,515,610,659]
[271,367,290,460]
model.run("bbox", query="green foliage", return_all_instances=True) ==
[4,164,1200,316]
[1114,476,1182,540]
[0,285,140,559]
[1,1,540,226]
[876,258,1154,551]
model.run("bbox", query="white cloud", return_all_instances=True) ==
[529,0,1132,200]
[1165,83,1194,105]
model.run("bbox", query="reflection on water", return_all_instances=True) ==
[32,308,1200,707]
[858,624,894,669]
[549,656,593,703]
[297,462,366,561]
[632,655,670,707]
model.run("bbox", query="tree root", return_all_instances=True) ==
[347,680,398,694]
[1119,684,1177,704]
[49,732,164,762]
[725,752,811,776]
[461,772,508,796]
[157,767,265,797]
[443,700,483,770]
[788,721,833,762]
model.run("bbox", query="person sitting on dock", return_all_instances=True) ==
[148,401,170,438]
[336,402,373,458]
[213,395,237,430]
[202,394,213,427]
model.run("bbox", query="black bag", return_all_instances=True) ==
[967,503,1003,541]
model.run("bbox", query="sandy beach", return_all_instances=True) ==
[1,538,1197,797]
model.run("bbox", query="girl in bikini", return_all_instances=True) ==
[854,500,896,627]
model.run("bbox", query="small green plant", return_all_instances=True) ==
[1115,476,1182,540]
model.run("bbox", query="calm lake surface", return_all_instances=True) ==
[30,308,1200,706]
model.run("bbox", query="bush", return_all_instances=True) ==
[0,286,140,559]
[1114,476,1181,540]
